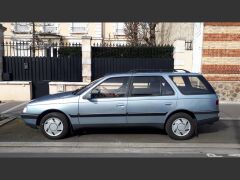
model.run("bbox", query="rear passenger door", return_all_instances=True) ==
[127,76,177,125]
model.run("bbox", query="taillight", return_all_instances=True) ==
[216,99,219,106]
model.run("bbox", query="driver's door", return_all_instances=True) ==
[78,76,130,125]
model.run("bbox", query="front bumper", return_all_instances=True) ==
[21,114,39,128]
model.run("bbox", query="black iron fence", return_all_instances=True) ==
[2,41,82,98]
[91,43,174,80]
[92,43,173,58]
[2,41,82,57]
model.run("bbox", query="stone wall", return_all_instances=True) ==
[210,81,240,102]
[49,82,89,94]
[0,81,32,101]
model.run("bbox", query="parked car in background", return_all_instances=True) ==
[21,69,219,140]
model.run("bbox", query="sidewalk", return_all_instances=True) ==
[0,142,239,157]
[0,101,28,126]
[219,103,240,120]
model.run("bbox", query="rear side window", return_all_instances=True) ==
[130,76,174,97]
[170,75,215,95]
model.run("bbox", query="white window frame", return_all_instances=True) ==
[42,23,59,34]
[71,23,88,33]
[13,23,31,33]
[114,23,125,36]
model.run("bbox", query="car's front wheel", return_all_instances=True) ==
[40,112,70,139]
[165,113,196,140]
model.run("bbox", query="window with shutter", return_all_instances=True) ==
[14,23,30,33]
[43,23,58,34]
[115,23,125,35]
[71,23,88,33]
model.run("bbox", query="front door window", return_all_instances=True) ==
[91,77,129,99]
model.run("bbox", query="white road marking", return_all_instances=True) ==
[206,153,223,157]
[1,102,28,114]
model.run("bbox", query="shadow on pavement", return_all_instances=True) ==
[73,127,166,136]
[197,121,228,134]
[232,120,240,144]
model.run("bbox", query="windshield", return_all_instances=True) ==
[72,77,104,95]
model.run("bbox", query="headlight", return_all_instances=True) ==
[22,106,28,113]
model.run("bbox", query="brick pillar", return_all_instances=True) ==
[0,24,6,81]
[81,36,92,83]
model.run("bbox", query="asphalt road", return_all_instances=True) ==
[0,102,239,157]
[0,118,240,144]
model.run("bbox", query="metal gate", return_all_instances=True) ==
[91,44,174,80]
[2,42,82,98]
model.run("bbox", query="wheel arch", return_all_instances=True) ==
[164,109,197,128]
[36,109,71,127]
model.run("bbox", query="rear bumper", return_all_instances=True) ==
[21,114,39,128]
[197,116,219,125]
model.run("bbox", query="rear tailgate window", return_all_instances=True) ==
[169,75,215,95]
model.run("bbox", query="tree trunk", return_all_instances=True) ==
[149,23,156,46]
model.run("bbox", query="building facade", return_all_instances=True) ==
[1,22,127,45]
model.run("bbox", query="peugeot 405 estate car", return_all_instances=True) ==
[21,69,219,140]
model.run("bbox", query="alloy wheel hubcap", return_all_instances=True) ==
[172,118,191,137]
[44,117,63,137]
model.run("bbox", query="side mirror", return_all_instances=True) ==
[83,88,100,100]
[83,93,91,100]
[91,88,100,99]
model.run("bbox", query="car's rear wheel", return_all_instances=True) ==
[40,112,69,139]
[165,113,196,140]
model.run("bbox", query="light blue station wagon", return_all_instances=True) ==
[21,69,219,140]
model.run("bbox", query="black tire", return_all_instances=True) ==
[40,112,70,140]
[165,113,196,140]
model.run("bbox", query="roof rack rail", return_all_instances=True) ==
[173,69,190,73]
[128,69,172,73]
[128,69,190,73]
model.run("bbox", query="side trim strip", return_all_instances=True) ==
[194,111,219,114]
[21,114,39,119]
[69,112,168,118]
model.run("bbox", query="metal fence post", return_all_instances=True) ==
[81,36,92,83]
[0,24,6,81]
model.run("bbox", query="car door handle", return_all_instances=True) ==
[165,102,172,106]
[116,104,125,107]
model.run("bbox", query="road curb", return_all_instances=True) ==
[1,142,240,149]
[220,102,240,105]
[220,117,240,121]
[0,116,16,127]
[0,142,239,156]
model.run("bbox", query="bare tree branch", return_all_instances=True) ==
[124,22,157,46]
